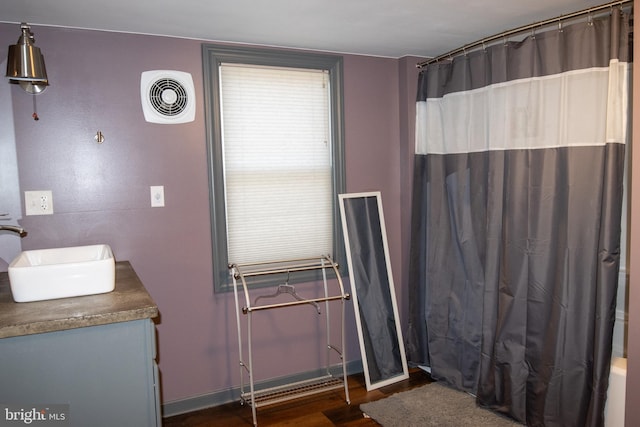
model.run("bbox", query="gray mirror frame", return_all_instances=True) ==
[339,191,409,390]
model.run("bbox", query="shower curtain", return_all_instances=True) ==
[406,9,631,427]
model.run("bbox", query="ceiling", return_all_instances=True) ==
[0,0,619,58]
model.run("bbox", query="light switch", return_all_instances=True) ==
[150,186,165,207]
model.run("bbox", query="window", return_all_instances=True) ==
[202,45,346,291]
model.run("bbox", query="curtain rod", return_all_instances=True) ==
[417,0,633,68]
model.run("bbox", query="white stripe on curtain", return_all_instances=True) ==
[416,61,629,155]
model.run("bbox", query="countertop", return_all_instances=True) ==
[0,261,158,339]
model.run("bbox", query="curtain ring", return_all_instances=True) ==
[587,10,594,26]
[558,19,563,33]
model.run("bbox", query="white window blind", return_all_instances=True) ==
[220,63,333,265]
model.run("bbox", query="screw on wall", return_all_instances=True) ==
[95,131,105,144]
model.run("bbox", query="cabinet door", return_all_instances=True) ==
[0,319,159,427]
[144,318,162,426]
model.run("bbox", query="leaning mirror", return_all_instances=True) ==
[339,191,408,390]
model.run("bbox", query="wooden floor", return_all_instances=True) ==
[163,368,432,426]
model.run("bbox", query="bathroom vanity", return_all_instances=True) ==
[0,261,160,427]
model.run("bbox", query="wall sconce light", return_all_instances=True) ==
[6,22,49,94]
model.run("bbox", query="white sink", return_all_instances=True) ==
[8,244,116,303]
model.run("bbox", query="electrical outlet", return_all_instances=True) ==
[150,186,165,207]
[25,190,54,215]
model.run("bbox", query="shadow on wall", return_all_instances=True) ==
[0,58,24,271]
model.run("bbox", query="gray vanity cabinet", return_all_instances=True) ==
[0,261,160,427]
[0,318,160,426]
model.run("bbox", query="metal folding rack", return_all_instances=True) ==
[229,255,351,426]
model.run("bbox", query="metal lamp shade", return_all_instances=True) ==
[6,24,49,93]
[7,44,48,82]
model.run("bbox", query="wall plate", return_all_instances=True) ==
[150,186,165,207]
[25,190,53,215]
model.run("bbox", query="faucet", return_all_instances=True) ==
[0,225,27,237]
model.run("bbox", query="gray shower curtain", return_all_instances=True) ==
[406,9,631,427]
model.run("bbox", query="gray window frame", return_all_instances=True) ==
[202,44,347,292]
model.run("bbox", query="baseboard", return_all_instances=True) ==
[162,360,363,418]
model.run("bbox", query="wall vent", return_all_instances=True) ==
[140,70,195,124]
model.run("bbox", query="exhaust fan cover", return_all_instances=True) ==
[141,70,195,124]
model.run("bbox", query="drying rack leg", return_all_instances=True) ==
[247,311,258,426]
[341,297,350,404]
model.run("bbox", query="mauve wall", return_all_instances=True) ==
[0,23,423,404]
